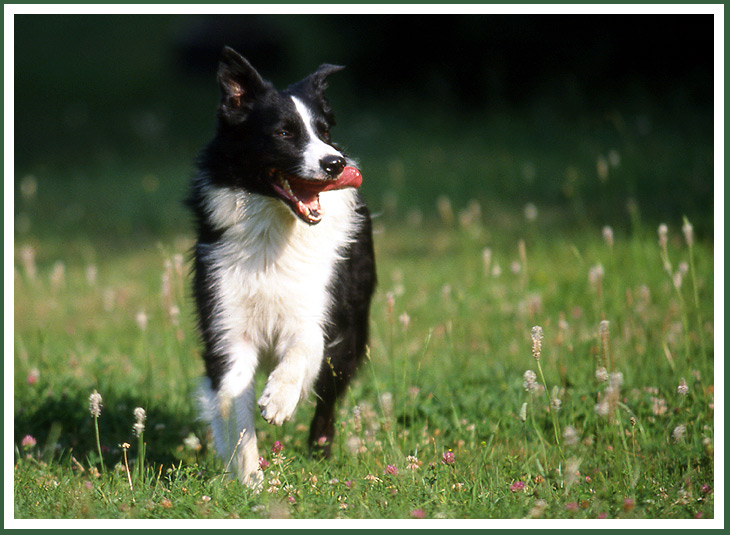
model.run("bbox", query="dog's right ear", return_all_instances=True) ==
[217,47,267,121]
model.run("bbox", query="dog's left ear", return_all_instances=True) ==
[306,64,346,95]
[292,64,345,97]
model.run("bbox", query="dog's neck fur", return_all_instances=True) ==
[198,177,361,255]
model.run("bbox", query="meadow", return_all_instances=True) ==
[12,16,716,522]
[13,125,715,521]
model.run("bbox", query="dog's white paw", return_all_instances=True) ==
[258,378,300,426]
[240,468,264,492]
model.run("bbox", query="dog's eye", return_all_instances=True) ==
[278,130,293,139]
[318,126,331,141]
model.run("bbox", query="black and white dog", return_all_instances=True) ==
[188,47,376,487]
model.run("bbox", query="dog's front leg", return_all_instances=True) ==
[207,342,263,489]
[258,330,324,426]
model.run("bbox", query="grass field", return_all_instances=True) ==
[11,16,717,522]
[12,153,716,520]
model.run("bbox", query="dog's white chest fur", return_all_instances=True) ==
[200,180,359,364]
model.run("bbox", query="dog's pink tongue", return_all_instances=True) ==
[321,166,362,191]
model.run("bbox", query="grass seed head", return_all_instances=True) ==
[50,261,66,290]
[562,426,578,446]
[133,407,146,436]
[527,499,547,518]
[682,219,694,247]
[436,195,454,226]
[482,248,492,275]
[609,372,623,389]
[594,399,609,417]
[530,326,543,361]
[602,226,614,248]
[134,407,146,423]
[89,390,103,418]
[599,320,610,340]
[85,265,98,286]
[136,310,148,331]
[20,174,38,201]
[589,264,605,288]
[20,245,37,280]
[595,367,609,382]
[379,392,394,420]
[658,223,669,248]
[524,203,538,222]
[523,370,539,393]
[385,292,395,318]
[673,271,683,290]
[399,311,410,331]
[565,457,581,486]
[651,396,668,416]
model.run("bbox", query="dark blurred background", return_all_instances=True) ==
[14,14,715,244]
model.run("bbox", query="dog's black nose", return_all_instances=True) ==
[320,155,346,177]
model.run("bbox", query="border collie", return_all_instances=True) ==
[188,47,376,488]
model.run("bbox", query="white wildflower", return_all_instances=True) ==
[677,378,689,397]
[562,426,579,446]
[183,433,201,451]
[406,455,421,470]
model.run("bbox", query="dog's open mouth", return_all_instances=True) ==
[271,166,362,224]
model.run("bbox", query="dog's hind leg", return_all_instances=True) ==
[310,206,376,457]
[309,283,374,457]
[308,335,364,458]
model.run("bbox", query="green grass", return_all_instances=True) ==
[13,202,714,519]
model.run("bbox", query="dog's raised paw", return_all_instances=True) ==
[258,379,300,426]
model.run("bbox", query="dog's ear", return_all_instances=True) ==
[290,64,345,122]
[295,64,345,97]
[217,47,268,121]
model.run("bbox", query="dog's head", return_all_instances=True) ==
[211,46,362,225]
